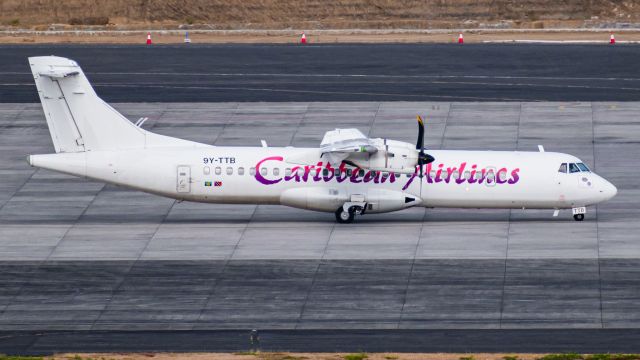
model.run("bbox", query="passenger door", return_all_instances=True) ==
[177,165,191,193]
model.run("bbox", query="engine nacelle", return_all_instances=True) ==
[349,139,419,174]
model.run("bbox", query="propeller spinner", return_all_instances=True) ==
[416,115,435,178]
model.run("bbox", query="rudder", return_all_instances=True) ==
[29,56,145,153]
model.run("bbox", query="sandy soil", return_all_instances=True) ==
[2,30,640,44]
[48,353,546,360]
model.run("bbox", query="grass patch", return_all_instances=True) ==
[234,352,258,356]
[460,357,476,360]
[538,354,583,360]
[0,357,43,360]
[344,354,368,360]
[587,355,640,360]
[503,356,519,360]
[384,356,399,360]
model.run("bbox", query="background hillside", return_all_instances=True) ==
[1,0,640,29]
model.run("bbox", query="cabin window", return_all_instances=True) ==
[273,168,280,176]
[260,168,267,176]
[429,170,436,178]
[215,167,222,175]
[475,172,482,180]
[569,163,580,173]
[464,171,471,179]
[226,167,233,175]
[346,169,353,176]
[238,167,245,176]
[406,173,412,178]
[452,171,459,180]
[499,171,507,182]
[486,171,495,182]
[203,166,210,175]
[358,169,365,177]
[285,168,292,176]
[250,167,256,176]
[322,169,329,176]
[577,163,590,172]
[558,163,567,173]
[382,172,389,179]
[394,173,400,178]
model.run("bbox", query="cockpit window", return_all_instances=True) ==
[569,163,580,173]
[558,163,567,173]
[577,163,590,172]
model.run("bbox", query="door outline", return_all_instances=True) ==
[177,165,191,193]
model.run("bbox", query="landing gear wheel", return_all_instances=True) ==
[335,207,355,224]
[573,214,585,221]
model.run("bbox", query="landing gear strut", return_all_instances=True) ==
[335,207,355,224]
[572,206,586,221]
[335,204,365,224]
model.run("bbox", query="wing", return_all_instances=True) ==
[320,128,378,163]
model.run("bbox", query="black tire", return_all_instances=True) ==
[573,213,585,221]
[335,207,355,224]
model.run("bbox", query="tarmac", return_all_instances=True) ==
[2,44,640,102]
[0,101,639,353]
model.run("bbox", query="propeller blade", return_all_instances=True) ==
[416,115,426,178]
[416,115,424,150]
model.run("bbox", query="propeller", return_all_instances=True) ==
[416,115,435,178]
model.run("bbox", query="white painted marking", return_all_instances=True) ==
[538,145,545,152]
[5,72,640,83]
[261,139,268,147]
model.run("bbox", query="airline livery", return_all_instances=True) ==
[27,56,617,223]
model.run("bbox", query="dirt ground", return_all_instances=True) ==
[2,30,640,44]
[47,353,545,360]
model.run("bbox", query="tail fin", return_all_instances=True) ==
[29,56,146,153]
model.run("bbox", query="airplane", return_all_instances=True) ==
[26,56,617,224]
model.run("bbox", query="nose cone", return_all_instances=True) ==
[603,181,618,201]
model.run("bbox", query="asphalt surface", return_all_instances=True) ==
[2,44,640,102]
[1,100,639,353]
[4,329,640,354]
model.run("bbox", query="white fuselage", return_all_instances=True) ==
[29,145,618,214]
[25,56,618,220]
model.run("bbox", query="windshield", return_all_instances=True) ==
[577,163,590,172]
[562,162,591,173]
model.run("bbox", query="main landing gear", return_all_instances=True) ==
[335,203,366,224]
[573,214,584,221]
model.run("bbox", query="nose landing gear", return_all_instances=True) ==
[572,206,586,221]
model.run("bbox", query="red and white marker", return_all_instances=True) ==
[300,32,307,44]
[146,32,152,45]
[610,33,615,45]
[458,33,464,44]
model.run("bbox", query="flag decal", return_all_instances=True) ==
[204,181,212,187]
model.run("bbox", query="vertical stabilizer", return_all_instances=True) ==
[29,56,145,153]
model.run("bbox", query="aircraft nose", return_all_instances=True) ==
[601,180,618,201]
